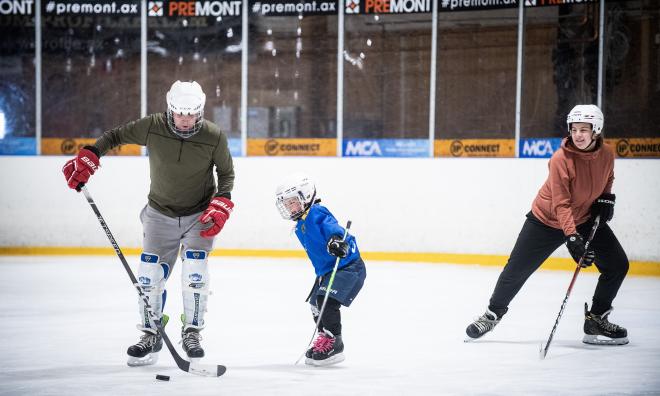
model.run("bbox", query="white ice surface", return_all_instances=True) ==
[0,256,658,396]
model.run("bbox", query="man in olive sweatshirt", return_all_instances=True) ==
[63,80,234,366]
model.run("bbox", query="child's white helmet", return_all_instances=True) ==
[166,80,206,138]
[275,172,316,220]
[566,104,604,135]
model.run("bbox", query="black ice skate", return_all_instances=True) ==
[181,328,205,359]
[304,346,314,365]
[465,308,501,341]
[309,329,345,366]
[127,330,163,366]
[583,303,629,345]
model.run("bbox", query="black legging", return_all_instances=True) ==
[314,296,342,336]
[489,212,629,317]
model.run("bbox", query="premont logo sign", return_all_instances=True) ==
[0,0,34,15]
[363,0,430,13]
[148,0,242,17]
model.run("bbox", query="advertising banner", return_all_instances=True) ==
[250,0,336,16]
[435,138,514,157]
[149,0,241,17]
[343,138,429,157]
[41,138,141,155]
[519,137,561,158]
[228,137,242,157]
[0,137,37,155]
[42,0,140,15]
[247,138,336,156]
[606,138,660,158]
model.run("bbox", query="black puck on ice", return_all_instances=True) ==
[156,374,170,381]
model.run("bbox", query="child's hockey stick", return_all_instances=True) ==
[295,220,352,365]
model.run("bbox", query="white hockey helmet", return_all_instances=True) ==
[166,80,206,138]
[566,104,604,135]
[275,172,317,221]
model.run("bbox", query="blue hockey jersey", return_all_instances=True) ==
[295,204,360,277]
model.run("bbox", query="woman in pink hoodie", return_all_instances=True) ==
[465,104,629,346]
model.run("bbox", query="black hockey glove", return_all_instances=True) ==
[566,233,595,268]
[327,235,349,258]
[591,193,615,223]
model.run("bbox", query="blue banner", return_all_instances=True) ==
[0,137,37,155]
[343,139,429,157]
[228,138,242,157]
[519,137,562,158]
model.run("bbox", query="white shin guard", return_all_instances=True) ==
[137,252,169,332]
[181,250,210,331]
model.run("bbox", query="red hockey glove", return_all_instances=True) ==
[199,197,234,238]
[62,147,100,191]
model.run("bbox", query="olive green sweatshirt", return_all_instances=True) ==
[92,113,234,218]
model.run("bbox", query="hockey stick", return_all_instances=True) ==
[295,220,352,365]
[539,215,600,360]
[79,185,226,377]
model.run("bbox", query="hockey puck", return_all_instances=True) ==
[155,374,170,381]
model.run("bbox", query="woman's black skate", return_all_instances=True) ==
[309,329,344,366]
[182,328,205,358]
[583,303,629,345]
[127,330,163,366]
[465,308,501,341]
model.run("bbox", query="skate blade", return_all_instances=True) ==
[304,357,314,366]
[310,352,345,367]
[127,352,159,367]
[582,334,629,345]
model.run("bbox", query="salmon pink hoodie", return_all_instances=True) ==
[531,138,615,236]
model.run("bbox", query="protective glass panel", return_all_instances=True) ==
[41,1,141,144]
[522,4,599,139]
[0,3,36,154]
[435,10,517,157]
[147,6,242,143]
[343,14,432,140]
[603,1,660,158]
[247,16,338,139]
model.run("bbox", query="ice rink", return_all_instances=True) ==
[0,255,659,396]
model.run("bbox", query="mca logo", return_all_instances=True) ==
[522,139,555,157]
[345,140,382,156]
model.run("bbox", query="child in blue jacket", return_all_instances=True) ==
[275,173,367,366]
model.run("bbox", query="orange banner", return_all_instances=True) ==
[247,138,336,156]
[41,138,141,156]
[605,138,660,158]
[435,139,515,157]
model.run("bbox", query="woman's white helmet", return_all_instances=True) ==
[275,172,317,221]
[566,104,604,135]
[166,80,206,138]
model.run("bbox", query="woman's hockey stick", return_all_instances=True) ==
[295,220,352,365]
[539,215,600,359]
[79,185,226,377]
